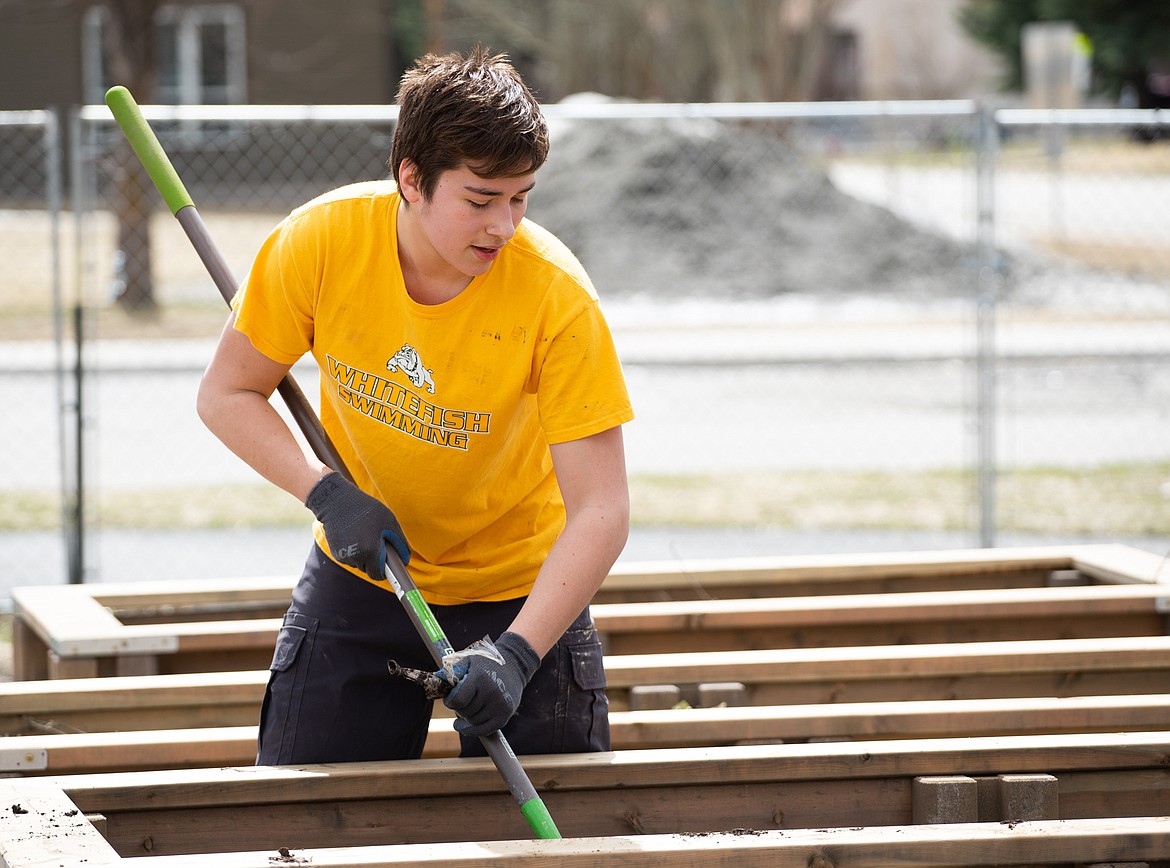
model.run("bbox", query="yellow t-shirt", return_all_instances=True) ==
[234,181,634,605]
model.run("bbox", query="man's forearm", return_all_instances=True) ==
[509,503,628,656]
[198,387,327,503]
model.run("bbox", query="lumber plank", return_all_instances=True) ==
[46,652,100,680]
[595,583,1170,653]
[0,727,257,775]
[24,732,1170,853]
[10,619,49,682]
[0,670,268,736]
[50,731,1170,809]
[66,574,297,613]
[606,692,1170,748]
[62,817,1170,868]
[599,544,1162,598]
[0,778,120,868]
[1072,544,1170,586]
[603,634,1170,708]
[67,771,1169,858]
[598,583,1170,630]
[605,635,1170,685]
[6,694,1170,775]
[11,587,175,659]
[597,554,1064,602]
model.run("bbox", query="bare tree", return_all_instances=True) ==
[440,0,841,102]
[0,0,163,312]
[100,0,163,313]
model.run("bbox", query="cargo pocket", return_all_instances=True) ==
[270,622,308,672]
[256,612,317,765]
[569,641,607,691]
[566,637,610,751]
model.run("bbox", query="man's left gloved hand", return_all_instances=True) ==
[442,632,540,737]
[304,471,410,582]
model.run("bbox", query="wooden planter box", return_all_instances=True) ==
[2,546,1168,866]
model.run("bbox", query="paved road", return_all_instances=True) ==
[6,297,1170,489]
[829,162,1170,248]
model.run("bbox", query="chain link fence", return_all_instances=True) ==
[987,110,1170,551]
[3,101,1169,597]
[0,110,71,598]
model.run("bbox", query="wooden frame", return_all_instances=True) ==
[2,732,1168,864]
[12,544,1167,680]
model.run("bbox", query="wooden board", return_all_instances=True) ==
[0,731,1166,858]
[3,813,1167,868]
[5,693,1170,776]
[0,670,267,736]
[594,582,1170,654]
[603,634,1170,709]
[596,543,1166,600]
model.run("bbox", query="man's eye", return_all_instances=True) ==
[469,200,490,209]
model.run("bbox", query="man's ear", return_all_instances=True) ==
[397,159,422,204]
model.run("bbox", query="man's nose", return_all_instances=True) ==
[486,202,518,240]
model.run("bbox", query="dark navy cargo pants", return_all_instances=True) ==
[256,544,610,765]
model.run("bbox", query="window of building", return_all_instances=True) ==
[83,4,247,105]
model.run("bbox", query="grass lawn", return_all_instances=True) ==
[3,463,1167,537]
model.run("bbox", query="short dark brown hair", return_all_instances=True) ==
[389,46,549,200]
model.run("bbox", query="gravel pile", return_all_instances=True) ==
[527,109,979,302]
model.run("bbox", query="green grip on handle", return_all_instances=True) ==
[104,85,194,215]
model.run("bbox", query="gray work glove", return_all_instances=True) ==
[442,632,540,737]
[305,471,410,581]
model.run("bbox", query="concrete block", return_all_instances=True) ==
[912,775,978,824]
[999,773,1059,821]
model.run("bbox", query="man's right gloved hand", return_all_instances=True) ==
[305,471,411,581]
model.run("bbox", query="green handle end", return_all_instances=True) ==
[104,85,194,215]
[520,798,561,839]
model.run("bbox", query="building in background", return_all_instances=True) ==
[0,0,1002,112]
[831,0,1002,101]
[0,1,398,112]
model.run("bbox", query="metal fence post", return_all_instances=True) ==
[43,107,74,583]
[974,102,1000,548]
[65,107,88,584]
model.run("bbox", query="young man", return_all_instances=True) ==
[196,47,633,764]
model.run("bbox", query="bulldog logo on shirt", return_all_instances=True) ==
[386,343,435,394]
[328,353,490,452]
